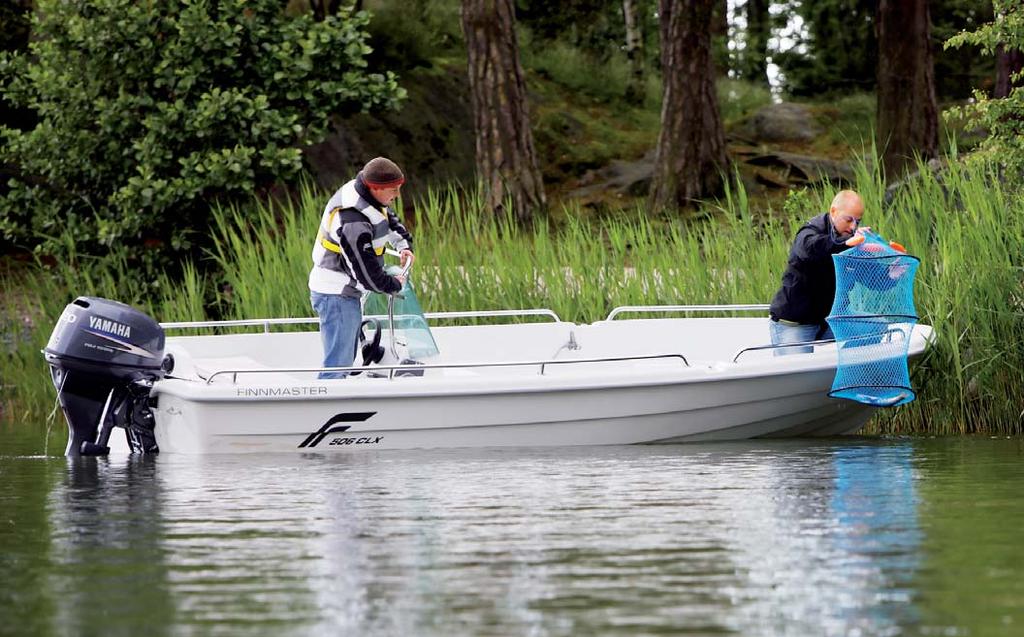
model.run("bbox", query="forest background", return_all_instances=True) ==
[2,0,1023,437]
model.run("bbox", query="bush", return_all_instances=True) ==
[944,0,1024,170]
[362,0,464,71]
[0,0,405,272]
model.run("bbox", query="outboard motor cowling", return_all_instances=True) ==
[44,297,166,456]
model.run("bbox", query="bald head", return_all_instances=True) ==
[829,190,864,237]
[831,190,863,212]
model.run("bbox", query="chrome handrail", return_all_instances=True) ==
[160,317,318,333]
[731,326,911,363]
[604,304,769,321]
[421,309,562,323]
[203,353,689,384]
[731,339,837,363]
[161,308,562,333]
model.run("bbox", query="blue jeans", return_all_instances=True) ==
[769,319,834,356]
[311,293,362,379]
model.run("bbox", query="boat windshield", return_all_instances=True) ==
[364,267,440,359]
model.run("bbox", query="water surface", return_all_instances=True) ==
[2,424,1022,636]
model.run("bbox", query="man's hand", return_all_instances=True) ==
[394,274,406,289]
[399,249,414,268]
[844,227,872,247]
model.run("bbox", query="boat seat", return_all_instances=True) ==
[192,355,285,383]
[439,368,480,378]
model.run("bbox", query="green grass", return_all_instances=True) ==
[3,154,1023,436]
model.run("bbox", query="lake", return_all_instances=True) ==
[2,422,1022,636]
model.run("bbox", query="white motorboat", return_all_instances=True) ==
[44,297,934,455]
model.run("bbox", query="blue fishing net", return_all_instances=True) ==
[826,232,920,406]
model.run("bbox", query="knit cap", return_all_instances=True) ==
[362,157,405,188]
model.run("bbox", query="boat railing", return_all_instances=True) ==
[604,304,769,321]
[730,339,837,363]
[730,326,911,363]
[160,308,563,333]
[203,353,690,384]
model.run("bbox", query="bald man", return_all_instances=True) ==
[768,190,868,355]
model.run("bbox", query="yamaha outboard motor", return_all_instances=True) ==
[43,297,167,456]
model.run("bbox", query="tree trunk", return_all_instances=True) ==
[461,0,546,222]
[995,45,1024,98]
[745,0,770,86]
[622,0,646,104]
[876,0,938,180]
[650,0,728,211]
[308,0,339,20]
[713,0,728,40]
[711,0,730,76]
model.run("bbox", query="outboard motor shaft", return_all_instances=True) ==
[44,297,167,456]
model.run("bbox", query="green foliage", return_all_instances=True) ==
[0,1,30,54]
[945,0,1024,171]
[0,0,404,271]
[775,0,994,99]
[517,0,628,56]
[931,0,996,99]
[0,0,32,144]
[773,0,878,97]
[362,0,463,70]
[782,186,815,218]
[522,32,659,107]
[518,0,662,94]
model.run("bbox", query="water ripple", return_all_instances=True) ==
[2,438,1023,636]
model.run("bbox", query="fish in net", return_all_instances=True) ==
[826,232,920,406]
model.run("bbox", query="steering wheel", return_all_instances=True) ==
[358,319,385,366]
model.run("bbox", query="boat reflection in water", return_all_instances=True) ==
[42,441,925,634]
[720,442,921,634]
[47,456,176,634]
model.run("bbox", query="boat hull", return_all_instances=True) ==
[151,366,874,454]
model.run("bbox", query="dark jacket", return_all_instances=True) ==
[769,213,849,325]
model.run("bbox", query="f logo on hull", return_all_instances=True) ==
[299,412,376,448]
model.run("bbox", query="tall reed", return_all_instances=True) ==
[1,251,209,424]
[3,156,1022,435]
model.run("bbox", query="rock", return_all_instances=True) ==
[567,151,655,201]
[566,146,854,202]
[745,151,854,186]
[752,167,791,189]
[733,103,823,144]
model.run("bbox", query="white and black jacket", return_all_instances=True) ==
[308,175,413,297]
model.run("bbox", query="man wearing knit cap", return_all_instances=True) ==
[309,157,415,378]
